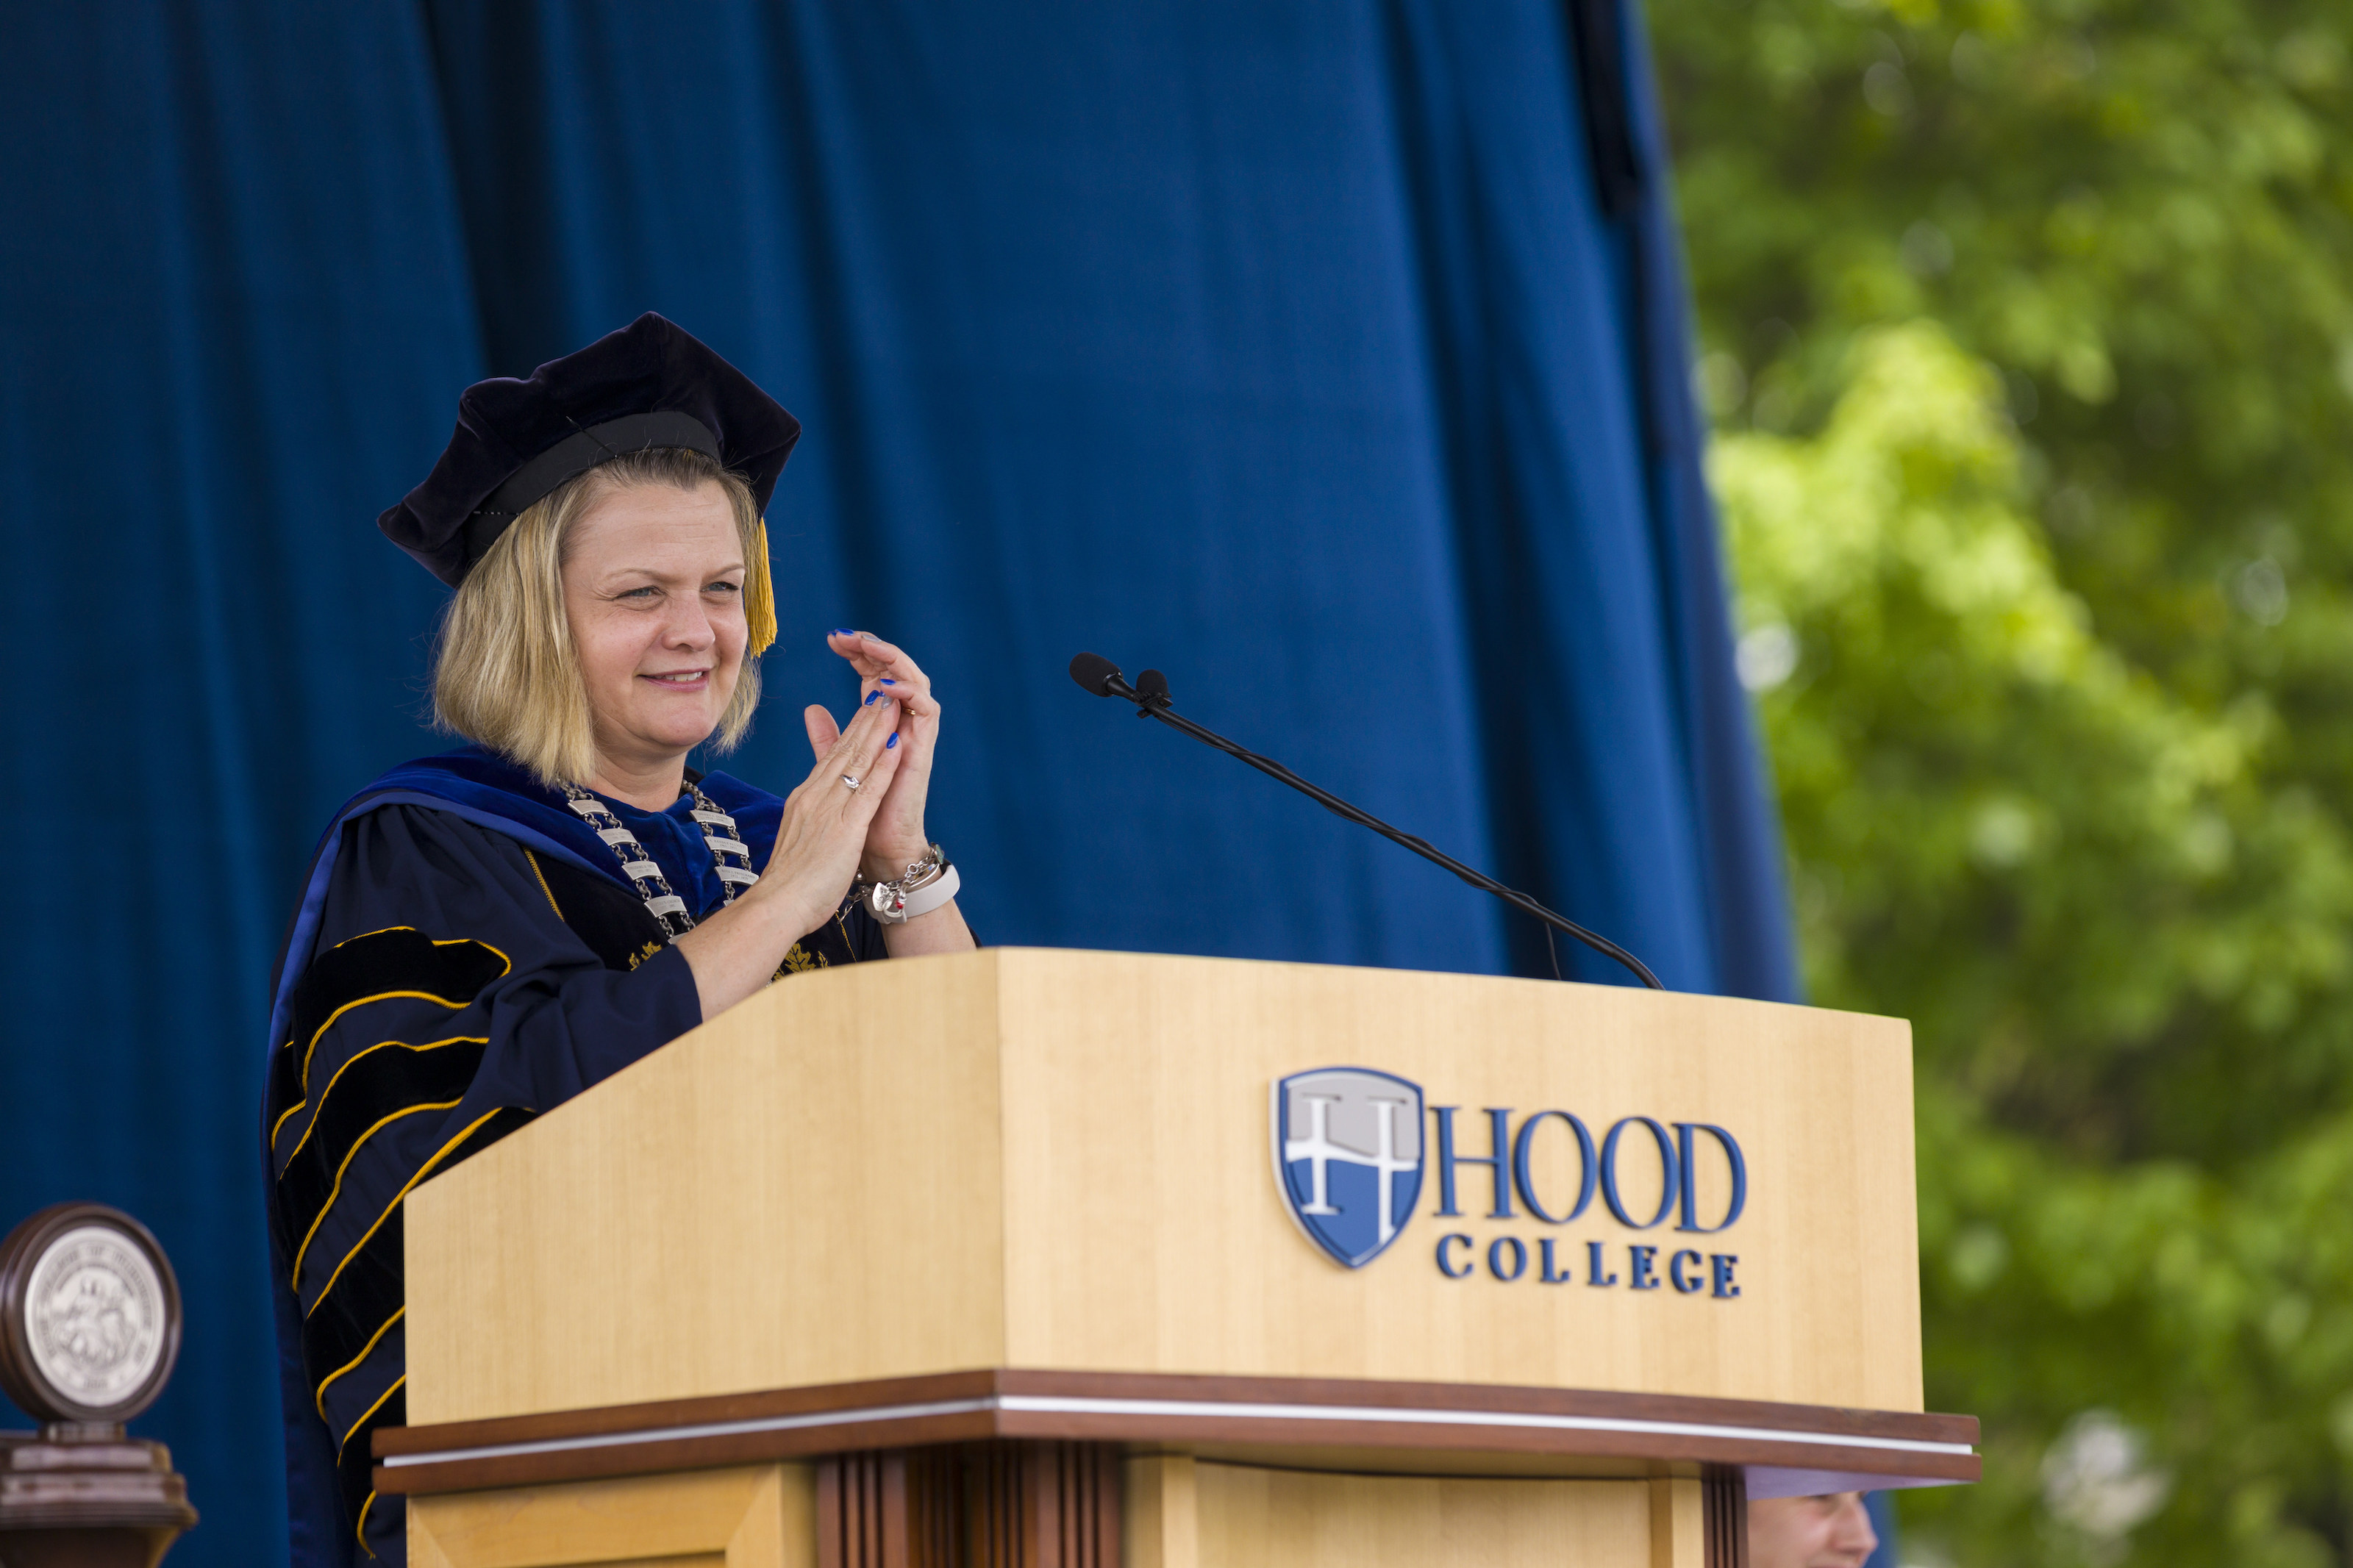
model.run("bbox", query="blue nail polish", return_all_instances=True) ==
[864,691,879,706]
[880,678,896,686]
[887,733,899,748]
[833,627,854,636]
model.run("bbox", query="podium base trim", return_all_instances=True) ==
[375,1369,1977,1499]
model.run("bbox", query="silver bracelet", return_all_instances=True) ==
[860,844,960,925]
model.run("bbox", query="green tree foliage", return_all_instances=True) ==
[1649,0,2353,1560]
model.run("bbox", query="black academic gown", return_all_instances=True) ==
[261,748,884,1567]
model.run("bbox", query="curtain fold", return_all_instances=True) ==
[0,4,484,1560]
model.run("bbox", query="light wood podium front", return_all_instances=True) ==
[375,949,1975,1568]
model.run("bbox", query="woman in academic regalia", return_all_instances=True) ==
[260,315,974,1567]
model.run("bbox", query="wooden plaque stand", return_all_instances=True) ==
[0,1203,196,1568]
[376,949,1975,1567]
[0,1428,196,1568]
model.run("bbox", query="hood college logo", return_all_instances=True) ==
[1272,1067,1425,1268]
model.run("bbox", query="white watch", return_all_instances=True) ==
[861,847,960,925]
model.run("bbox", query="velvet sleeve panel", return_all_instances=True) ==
[309,803,704,1108]
[264,803,704,1567]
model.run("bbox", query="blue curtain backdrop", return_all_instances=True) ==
[0,3,1798,1564]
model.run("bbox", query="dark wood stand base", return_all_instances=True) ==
[0,1426,197,1568]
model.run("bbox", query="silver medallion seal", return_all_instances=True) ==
[23,1224,168,1408]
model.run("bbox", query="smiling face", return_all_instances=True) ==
[560,479,747,781]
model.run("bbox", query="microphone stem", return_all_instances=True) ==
[1131,695,1665,990]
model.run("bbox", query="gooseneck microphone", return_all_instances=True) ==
[1068,652,1664,989]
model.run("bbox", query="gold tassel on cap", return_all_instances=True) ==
[745,518,778,654]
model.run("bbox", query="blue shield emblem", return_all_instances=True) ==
[1272,1067,1425,1268]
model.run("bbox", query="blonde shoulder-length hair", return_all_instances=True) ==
[432,446,767,786]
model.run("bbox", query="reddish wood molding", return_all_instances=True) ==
[818,1449,910,1568]
[1704,1465,1749,1568]
[1030,1442,1120,1568]
[818,1444,1120,1568]
[374,1368,1979,1498]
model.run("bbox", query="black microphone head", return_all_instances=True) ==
[1136,668,1171,703]
[1069,651,1124,695]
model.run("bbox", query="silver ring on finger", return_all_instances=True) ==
[840,773,863,791]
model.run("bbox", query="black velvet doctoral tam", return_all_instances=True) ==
[377,312,801,586]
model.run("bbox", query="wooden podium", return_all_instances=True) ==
[374,948,1975,1568]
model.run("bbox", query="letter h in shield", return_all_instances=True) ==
[1271,1068,1425,1268]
